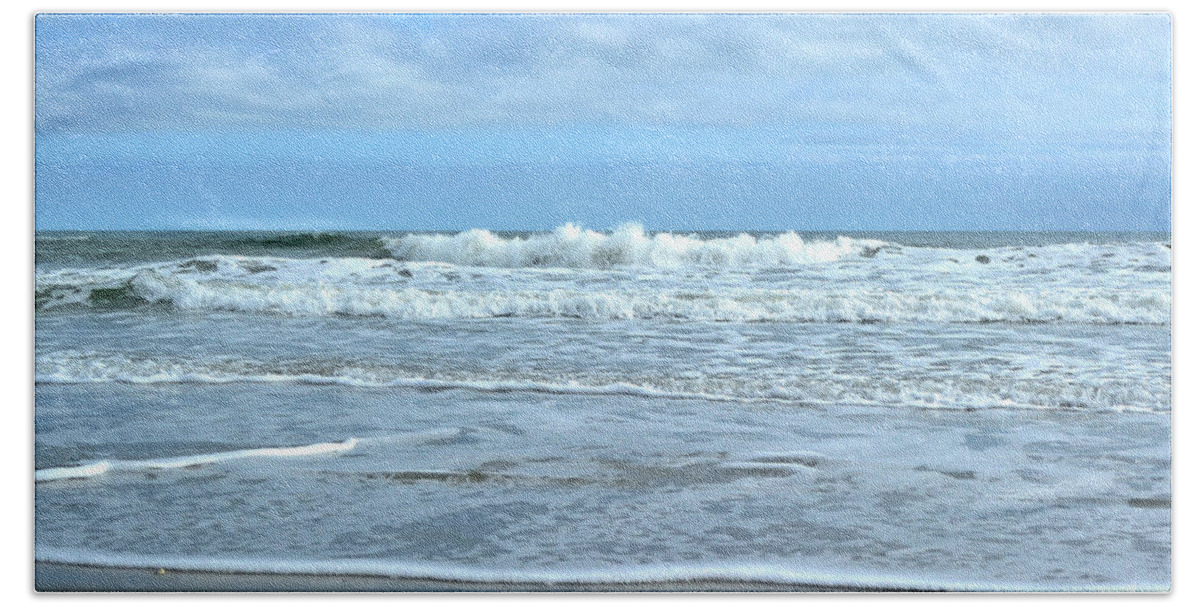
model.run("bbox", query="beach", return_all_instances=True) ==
[34,228,1171,592]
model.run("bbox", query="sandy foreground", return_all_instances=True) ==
[34,561,927,593]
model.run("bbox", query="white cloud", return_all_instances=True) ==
[34,13,1170,139]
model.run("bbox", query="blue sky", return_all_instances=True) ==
[35,13,1171,231]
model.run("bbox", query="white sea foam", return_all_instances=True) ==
[35,351,1169,413]
[383,224,1171,274]
[34,460,113,482]
[123,273,1168,324]
[34,234,1171,324]
[383,223,880,269]
[35,438,359,483]
[33,546,1154,592]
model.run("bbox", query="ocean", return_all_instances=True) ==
[33,225,1171,591]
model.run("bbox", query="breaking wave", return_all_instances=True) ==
[35,351,1168,413]
[38,274,1169,324]
[34,230,1171,325]
[383,223,881,269]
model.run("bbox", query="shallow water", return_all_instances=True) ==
[34,228,1171,590]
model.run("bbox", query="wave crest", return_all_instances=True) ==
[33,269,1169,325]
[383,224,880,269]
[35,351,1168,413]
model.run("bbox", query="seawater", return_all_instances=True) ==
[34,226,1171,590]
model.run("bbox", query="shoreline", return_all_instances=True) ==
[34,561,932,593]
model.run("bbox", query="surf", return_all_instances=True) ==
[34,438,360,483]
[383,223,883,269]
[35,351,1170,413]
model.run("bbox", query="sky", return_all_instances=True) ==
[34,13,1172,231]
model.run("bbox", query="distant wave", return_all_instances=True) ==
[34,233,1171,324]
[36,274,1169,324]
[35,231,392,261]
[383,223,882,269]
[34,226,1172,271]
[35,351,1168,413]
[380,224,1170,272]
[222,232,395,258]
